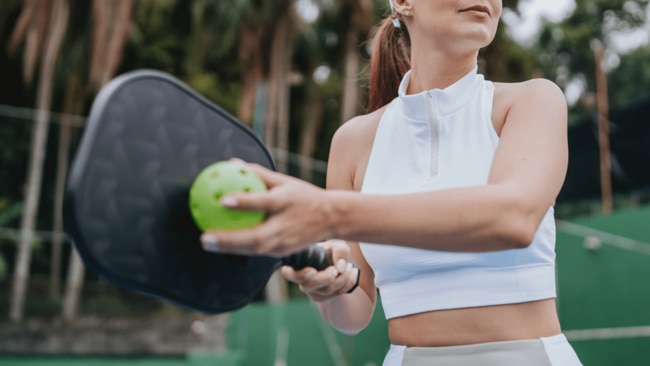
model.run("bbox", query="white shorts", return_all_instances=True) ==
[383,334,582,366]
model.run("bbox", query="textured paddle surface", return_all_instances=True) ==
[64,70,278,313]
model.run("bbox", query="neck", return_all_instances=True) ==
[407,48,479,94]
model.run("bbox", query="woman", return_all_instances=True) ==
[201,0,582,364]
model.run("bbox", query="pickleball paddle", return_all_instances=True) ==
[63,70,333,314]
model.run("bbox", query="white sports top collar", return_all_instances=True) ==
[359,67,557,319]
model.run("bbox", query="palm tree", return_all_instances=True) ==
[8,0,70,323]
[338,0,374,123]
[61,0,134,322]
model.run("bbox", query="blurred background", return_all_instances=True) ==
[0,0,649,365]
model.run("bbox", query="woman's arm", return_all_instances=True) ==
[281,120,378,335]
[330,79,567,251]
[202,79,567,254]
[282,240,376,335]
[315,242,376,335]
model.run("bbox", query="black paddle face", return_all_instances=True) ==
[64,70,280,314]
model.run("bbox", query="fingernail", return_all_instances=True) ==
[202,234,219,252]
[336,259,347,273]
[330,267,339,277]
[347,262,353,271]
[221,196,238,207]
[230,158,246,165]
[304,270,317,280]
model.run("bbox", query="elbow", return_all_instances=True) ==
[496,201,543,249]
[503,222,537,249]
[321,294,375,336]
[338,327,363,336]
[334,318,372,336]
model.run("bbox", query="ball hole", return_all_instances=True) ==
[243,187,251,192]
[210,171,219,179]
[239,169,248,176]
[214,191,224,202]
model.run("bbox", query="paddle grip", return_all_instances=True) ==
[282,245,333,270]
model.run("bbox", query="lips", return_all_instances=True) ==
[460,5,490,16]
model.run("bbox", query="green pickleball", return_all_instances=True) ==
[189,161,267,231]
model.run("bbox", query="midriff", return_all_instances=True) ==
[388,299,561,347]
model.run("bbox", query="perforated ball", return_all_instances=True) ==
[189,161,266,231]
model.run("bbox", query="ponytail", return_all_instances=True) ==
[367,17,411,112]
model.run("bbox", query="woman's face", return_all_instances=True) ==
[402,0,502,52]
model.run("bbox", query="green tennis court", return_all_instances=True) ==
[0,352,241,366]
[555,204,650,365]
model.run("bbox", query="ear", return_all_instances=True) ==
[391,0,413,16]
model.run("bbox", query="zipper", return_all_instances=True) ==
[426,91,440,178]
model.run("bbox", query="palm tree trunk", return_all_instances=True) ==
[61,0,133,321]
[237,29,264,126]
[8,0,52,85]
[10,0,69,322]
[298,81,324,182]
[89,0,109,90]
[263,4,295,303]
[339,0,374,123]
[99,0,133,86]
[50,75,83,300]
[62,250,85,321]
[341,30,360,123]
[265,10,293,173]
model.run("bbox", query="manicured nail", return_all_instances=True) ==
[304,270,317,280]
[330,267,339,277]
[336,259,347,274]
[221,196,238,207]
[202,234,219,252]
[230,158,246,165]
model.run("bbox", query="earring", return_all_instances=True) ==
[392,18,401,28]
[405,10,411,16]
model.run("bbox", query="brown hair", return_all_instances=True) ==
[367,17,411,112]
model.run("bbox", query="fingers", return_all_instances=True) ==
[200,160,331,256]
[326,239,352,273]
[201,224,275,256]
[218,166,291,213]
[220,190,277,213]
[280,265,317,283]
[245,163,289,188]
[281,260,359,302]
[304,263,359,300]
[229,158,289,189]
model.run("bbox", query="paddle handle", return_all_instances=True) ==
[282,245,333,270]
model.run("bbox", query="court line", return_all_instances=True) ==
[565,325,650,341]
[556,220,650,256]
[274,327,289,366]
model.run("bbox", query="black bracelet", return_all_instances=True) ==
[346,262,361,294]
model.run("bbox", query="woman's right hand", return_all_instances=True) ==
[281,240,360,302]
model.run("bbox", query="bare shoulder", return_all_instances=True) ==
[492,79,567,134]
[494,78,566,110]
[328,105,387,190]
[331,106,386,149]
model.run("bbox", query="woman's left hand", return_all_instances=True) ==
[200,161,338,257]
[281,240,360,302]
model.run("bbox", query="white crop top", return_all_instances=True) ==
[359,67,557,320]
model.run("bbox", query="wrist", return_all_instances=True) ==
[323,190,354,239]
